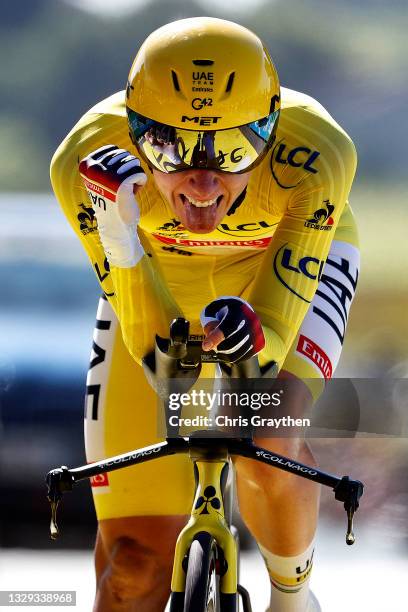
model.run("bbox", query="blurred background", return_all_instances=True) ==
[0,0,407,610]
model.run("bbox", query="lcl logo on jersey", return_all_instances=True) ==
[271,142,320,189]
[217,220,277,237]
[273,244,325,303]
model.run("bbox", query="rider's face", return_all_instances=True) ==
[152,169,250,233]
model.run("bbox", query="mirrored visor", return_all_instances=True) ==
[127,109,279,174]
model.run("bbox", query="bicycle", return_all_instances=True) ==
[46,318,364,611]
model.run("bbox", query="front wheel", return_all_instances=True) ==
[183,531,220,612]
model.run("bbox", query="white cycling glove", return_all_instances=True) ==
[79,144,147,267]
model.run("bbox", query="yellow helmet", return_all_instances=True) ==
[126,17,280,130]
[126,17,280,173]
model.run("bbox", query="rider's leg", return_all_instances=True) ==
[93,516,188,612]
[234,372,320,612]
[235,372,318,555]
[86,297,193,612]
[236,234,360,611]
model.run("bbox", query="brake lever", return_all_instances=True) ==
[333,476,364,545]
[45,466,74,540]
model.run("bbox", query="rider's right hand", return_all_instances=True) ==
[79,145,147,268]
[201,296,265,363]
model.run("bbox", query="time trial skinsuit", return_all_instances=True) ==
[50,16,359,531]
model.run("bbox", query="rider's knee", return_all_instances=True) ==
[103,536,171,603]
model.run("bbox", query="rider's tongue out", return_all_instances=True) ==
[180,194,221,233]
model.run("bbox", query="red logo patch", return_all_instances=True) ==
[90,472,109,487]
[296,335,333,379]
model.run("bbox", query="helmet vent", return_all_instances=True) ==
[192,60,214,66]
[225,72,235,93]
[171,70,181,92]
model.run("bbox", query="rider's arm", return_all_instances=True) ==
[50,101,180,363]
[250,118,358,369]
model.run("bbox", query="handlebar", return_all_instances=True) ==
[46,317,364,544]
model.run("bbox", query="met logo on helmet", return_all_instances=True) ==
[181,115,222,126]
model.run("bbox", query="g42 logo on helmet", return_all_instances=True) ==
[191,97,213,110]
[304,200,335,231]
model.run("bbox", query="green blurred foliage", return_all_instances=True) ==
[1,0,407,190]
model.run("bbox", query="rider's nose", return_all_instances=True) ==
[186,171,220,198]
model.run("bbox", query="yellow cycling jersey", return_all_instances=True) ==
[50,87,357,368]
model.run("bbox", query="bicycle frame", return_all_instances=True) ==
[171,443,236,603]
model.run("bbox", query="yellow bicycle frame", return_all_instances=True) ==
[171,446,238,595]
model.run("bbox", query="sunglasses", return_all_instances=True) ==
[127,109,279,174]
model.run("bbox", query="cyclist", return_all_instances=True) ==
[50,17,359,612]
